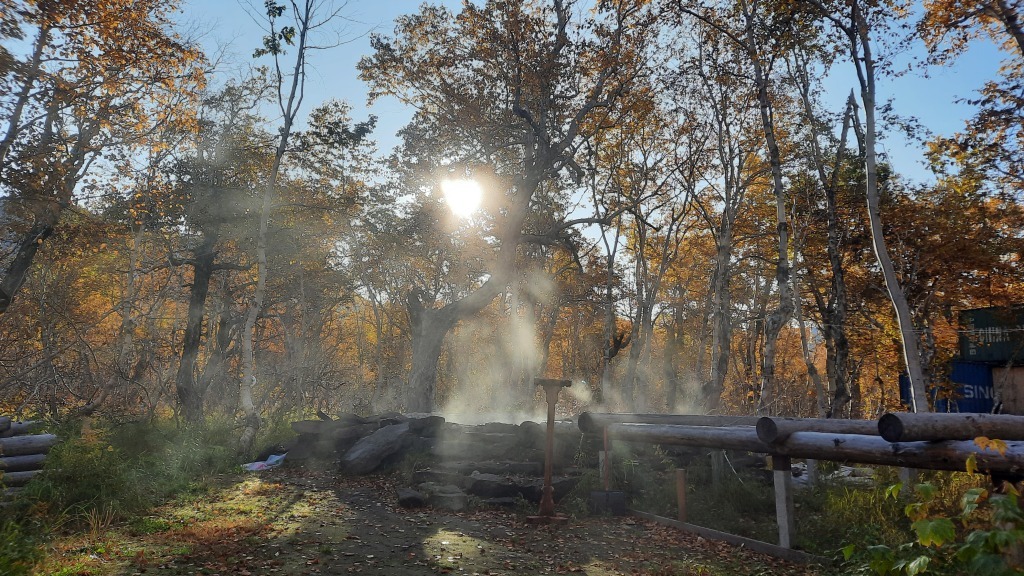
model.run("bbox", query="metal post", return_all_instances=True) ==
[528,378,571,524]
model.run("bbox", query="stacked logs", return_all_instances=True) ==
[0,417,57,495]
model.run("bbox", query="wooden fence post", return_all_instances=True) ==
[773,456,795,549]
[675,469,687,523]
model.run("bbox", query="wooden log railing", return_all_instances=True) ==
[577,412,760,434]
[755,416,878,444]
[579,411,1024,560]
[0,418,54,491]
[878,412,1024,443]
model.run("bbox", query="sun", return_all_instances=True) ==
[440,178,482,218]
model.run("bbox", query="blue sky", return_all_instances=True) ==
[180,0,1008,184]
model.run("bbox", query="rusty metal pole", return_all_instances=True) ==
[529,378,571,524]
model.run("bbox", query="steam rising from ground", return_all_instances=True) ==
[441,268,559,424]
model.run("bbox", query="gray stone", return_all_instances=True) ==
[407,415,446,437]
[413,469,470,488]
[417,482,468,512]
[397,487,426,508]
[340,422,413,475]
[467,471,519,498]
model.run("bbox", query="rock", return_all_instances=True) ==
[341,422,413,475]
[407,415,446,437]
[479,422,520,435]
[397,487,426,508]
[481,497,520,508]
[413,469,470,488]
[436,460,543,476]
[417,482,468,512]
[291,420,328,435]
[255,442,294,462]
[517,476,580,503]
[432,432,520,460]
[467,471,519,498]
[334,413,371,426]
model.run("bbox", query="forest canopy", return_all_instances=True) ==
[0,0,1022,444]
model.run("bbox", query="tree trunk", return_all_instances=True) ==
[0,218,56,314]
[741,0,793,416]
[175,235,217,424]
[792,48,856,418]
[850,7,929,411]
[406,304,458,413]
[704,223,734,412]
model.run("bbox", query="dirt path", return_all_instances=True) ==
[41,468,829,576]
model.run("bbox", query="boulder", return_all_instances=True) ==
[407,415,446,436]
[436,460,543,476]
[341,422,413,475]
[397,487,427,508]
[432,432,521,460]
[413,468,470,488]
[517,476,580,503]
[479,422,520,435]
[467,471,519,499]
[430,488,468,511]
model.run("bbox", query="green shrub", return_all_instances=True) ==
[842,480,1024,575]
[0,518,43,576]
[25,417,239,523]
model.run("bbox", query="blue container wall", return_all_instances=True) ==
[899,362,995,413]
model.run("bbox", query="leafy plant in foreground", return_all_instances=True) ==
[843,465,1024,574]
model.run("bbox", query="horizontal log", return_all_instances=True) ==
[780,432,1024,474]
[756,417,878,444]
[0,434,57,456]
[0,417,10,434]
[0,454,46,472]
[579,412,760,434]
[0,469,41,487]
[606,424,772,452]
[878,412,1024,443]
[0,421,44,438]
[606,423,1024,474]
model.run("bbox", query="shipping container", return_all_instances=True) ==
[899,361,996,413]
[959,306,1024,364]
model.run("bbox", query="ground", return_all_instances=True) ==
[39,468,829,576]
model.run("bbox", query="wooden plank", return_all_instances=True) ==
[629,510,829,566]
[675,469,687,523]
[773,456,795,549]
[579,413,760,434]
[878,412,1024,443]
[757,416,877,444]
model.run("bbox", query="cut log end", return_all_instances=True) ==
[878,413,905,443]
[756,417,780,444]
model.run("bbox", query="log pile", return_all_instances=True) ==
[0,417,57,495]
